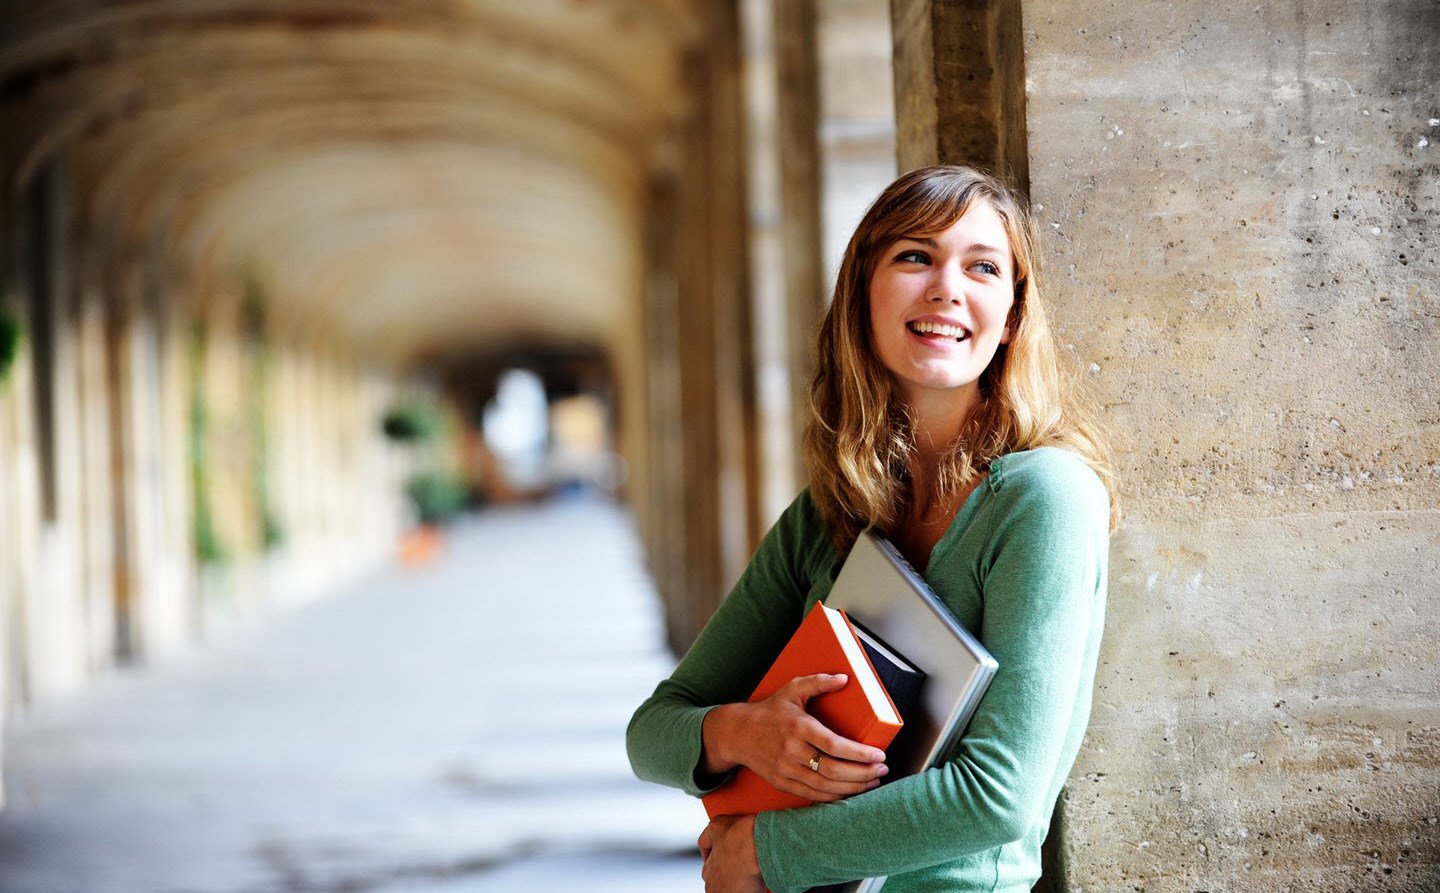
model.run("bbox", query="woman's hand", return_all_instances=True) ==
[701,672,889,802]
[698,814,765,893]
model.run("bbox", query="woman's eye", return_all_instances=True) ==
[896,249,930,264]
[972,260,1000,277]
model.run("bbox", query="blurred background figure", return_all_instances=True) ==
[482,369,553,499]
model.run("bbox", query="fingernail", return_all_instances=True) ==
[877,765,889,777]
[871,750,886,762]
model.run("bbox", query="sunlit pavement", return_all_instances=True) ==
[0,497,704,893]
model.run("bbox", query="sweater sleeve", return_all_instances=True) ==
[753,454,1110,893]
[626,493,837,796]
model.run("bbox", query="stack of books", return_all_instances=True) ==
[701,601,923,818]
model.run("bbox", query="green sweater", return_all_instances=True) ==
[626,447,1110,893]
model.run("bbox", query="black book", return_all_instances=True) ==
[849,618,927,735]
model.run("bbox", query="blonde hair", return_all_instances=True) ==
[804,165,1115,550]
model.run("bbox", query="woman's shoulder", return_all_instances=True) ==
[988,447,1110,520]
[777,487,825,532]
[757,488,843,573]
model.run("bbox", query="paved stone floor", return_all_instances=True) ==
[0,498,704,893]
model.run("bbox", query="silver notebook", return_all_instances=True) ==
[823,530,998,893]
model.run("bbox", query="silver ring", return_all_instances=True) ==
[808,751,822,773]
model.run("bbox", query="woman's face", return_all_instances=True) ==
[866,200,1016,413]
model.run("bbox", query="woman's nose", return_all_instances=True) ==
[927,263,967,304]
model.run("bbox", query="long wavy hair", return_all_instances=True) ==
[804,164,1115,551]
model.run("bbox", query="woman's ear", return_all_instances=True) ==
[1003,280,1023,344]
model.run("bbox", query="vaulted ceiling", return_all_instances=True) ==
[0,0,702,366]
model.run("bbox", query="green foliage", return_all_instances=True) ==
[262,512,285,551]
[189,323,226,565]
[244,291,284,553]
[382,402,442,443]
[0,301,20,387]
[404,471,469,525]
[193,496,226,565]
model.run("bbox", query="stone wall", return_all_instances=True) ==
[1024,1,1439,889]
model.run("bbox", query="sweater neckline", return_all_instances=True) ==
[923,450,1019,572]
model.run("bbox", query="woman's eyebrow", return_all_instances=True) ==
[896,236,1007,256]
[967,242,1008,256]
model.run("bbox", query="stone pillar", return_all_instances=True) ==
[20,158,91,700]
[890,0,1028,188]
[107,250,193,664]
[741,0,897,524]
[771,0,826,492]
[103,263,139,662]
[741,2,789,524]
[704,0,761,590]
[641,172,690,648]
[157,287,198,634]
[643,1,760,650]
[75,264,116,672]
[0,198,40,717]
[815,0,897,286]
[1022,1,1440,890]
[671,53,726,649]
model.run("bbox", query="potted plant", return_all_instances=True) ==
[382,400,467,567]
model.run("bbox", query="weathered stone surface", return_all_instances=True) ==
[1025,0,1440,889]
[891,0,1028,185]
[1069,513,1440,891]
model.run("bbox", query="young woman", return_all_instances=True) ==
[627,165,1114,893]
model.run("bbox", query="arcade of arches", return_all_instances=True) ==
[0,1,1435,889]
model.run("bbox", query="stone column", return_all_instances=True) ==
[815,0,897,286]
[707,1,762,590]
[1022,2,1440,890]
[890,0,1028,188]
[641,171,692,649]
[643,0,761,650]
[770,0,827,496]
[672,45,727,648]
[21,157,90,700]
[75,262,116,671]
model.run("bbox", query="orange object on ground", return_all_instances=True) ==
[398,525,443,567]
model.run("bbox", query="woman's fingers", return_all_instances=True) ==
[805,750,889,784]
[802,720,888,767]
[771,739,886,800]
[782,672,851,704]
[789,719,887,778]
[773,766,880,802]
[719,673,891,803]
[781,674,890,763]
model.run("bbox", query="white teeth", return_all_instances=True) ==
[909,321,969,340]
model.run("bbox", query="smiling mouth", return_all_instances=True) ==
[908,320,970,343]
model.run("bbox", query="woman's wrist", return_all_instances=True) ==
[735,813,761,875]
[700,702,744,776]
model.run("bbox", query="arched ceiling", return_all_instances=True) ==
[0,0,702,366]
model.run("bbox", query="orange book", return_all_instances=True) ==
[702,601,903,818]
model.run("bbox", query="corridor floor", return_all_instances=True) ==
[0,498,704,893]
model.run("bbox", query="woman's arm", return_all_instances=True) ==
[626,492,884,800]
[752,452,1111,893]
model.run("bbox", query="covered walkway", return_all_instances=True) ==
[0,500,700,893]
[0,2,1434,890]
